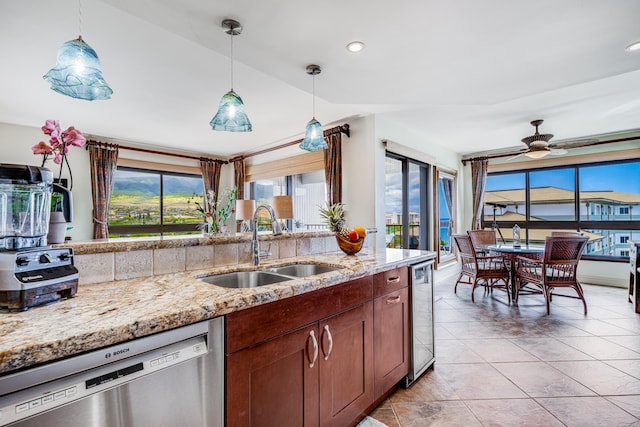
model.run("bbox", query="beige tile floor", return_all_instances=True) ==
[371,267,640,427]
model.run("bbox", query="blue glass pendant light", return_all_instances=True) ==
[300,64,327,151]
[43,1,112,101]
[43,36,113,101]
[210,19,252,132]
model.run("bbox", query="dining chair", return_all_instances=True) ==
[467,229,497,256]
[551,231,584,236]
[515,235,589,314]
[452,234,511,303]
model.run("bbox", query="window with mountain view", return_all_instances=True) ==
[108,167,204,237]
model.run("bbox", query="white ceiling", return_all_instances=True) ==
[1,0,640,158]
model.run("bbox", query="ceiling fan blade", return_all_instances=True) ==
[549,148,568,156]
[549,138,599,150]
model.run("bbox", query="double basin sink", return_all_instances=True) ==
[199,264,341,289]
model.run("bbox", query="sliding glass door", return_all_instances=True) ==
[384,153,430,250]
[436,170,457,265]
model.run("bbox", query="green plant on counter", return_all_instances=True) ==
[318,202,346,233]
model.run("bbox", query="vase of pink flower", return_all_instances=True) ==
[32,119,86,191]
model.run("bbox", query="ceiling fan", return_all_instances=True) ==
[519,119,567,159]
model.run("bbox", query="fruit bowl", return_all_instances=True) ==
[336,233,364,255]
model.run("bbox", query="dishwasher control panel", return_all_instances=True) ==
[0,335,207,426]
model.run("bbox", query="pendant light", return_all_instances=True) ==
[300,64,327,151]
[43,0,113,101]
[210,19,252,132]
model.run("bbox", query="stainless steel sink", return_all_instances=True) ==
[266,264,341,277]
[199,271,293,288]
[199,264,342,288]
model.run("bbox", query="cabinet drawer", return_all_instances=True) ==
[226,276,373,354]
[373,266,408,298]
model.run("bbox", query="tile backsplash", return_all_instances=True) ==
[72,232,334,285]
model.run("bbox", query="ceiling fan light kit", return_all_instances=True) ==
[521,119,554,159]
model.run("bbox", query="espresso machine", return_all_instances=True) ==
[0,164,78,311]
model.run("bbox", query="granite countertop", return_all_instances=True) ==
[0,248,434,375]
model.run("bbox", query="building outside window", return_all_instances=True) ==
[483,159,640,260]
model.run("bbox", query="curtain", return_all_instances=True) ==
[89,143,119,239]
[470,157,489,230]
[233,158,245,200]
[323,132,342,205]
[200,158,223,204]
[441,175,454,240]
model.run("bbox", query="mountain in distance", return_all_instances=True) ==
[114,174,203,196]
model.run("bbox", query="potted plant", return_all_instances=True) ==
[194,187,237,234]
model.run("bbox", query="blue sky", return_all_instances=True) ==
[486,162,640,193]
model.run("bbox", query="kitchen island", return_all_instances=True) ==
[0,247,433,375]
[1,238,434,427]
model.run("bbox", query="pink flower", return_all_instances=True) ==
[41,119,60,136]
[31,141,54,155]
[61,126,86,147]
[34,119,85,169]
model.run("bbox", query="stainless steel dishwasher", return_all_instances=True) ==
[404,259,435,387]
[0,317,224,427]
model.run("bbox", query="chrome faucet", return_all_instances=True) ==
[252,204,283,266]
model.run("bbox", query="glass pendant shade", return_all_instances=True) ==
[300,118,327,151]
[209,90,252,132]
[43,37,113,101]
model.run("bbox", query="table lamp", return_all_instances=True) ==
[272,195,293,232]
[235,199,256,232]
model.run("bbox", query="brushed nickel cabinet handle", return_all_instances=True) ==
[386,296,401,304]
[322,325,333,361]
[387,276,401,284]
[308,330,318,368]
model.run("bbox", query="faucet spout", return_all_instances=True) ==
[251,204,283,266]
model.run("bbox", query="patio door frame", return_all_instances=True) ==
[434,167,457,268]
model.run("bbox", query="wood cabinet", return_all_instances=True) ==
[225,266,414,426]
[225,277,373,427]
[373,267,410,398]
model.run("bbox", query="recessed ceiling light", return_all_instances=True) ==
[346,41,365,53]
[625,40,640,52]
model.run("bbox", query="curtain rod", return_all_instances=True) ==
[460,135,640,166]
[86,140,227,164]
[228,123,350,163]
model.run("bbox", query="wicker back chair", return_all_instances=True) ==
[452,234,510,303]
[468,229,497,256]
[515,236,588,314]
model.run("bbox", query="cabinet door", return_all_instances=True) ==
[319,301,374,427]
[226,325,320,427]
[374,287,410,398]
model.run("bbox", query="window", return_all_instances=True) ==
[249,171,326,232]
[385,153,430,250]
[484,159,640,260]
[108,167,204,237]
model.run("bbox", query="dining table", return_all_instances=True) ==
[482,243,545,300]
